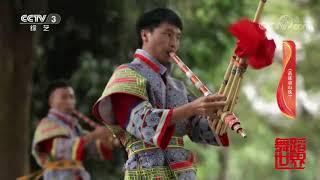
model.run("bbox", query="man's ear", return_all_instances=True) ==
[141,29,150,44]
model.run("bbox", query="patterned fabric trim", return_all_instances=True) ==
[134,53,160,73]
[100,66,148,101]
[33,118,70,145]
[92,65,148,124]
[126,137,184,158]
[169,161,195,172]
[32,118,70,165]
[124,166,175,180]
[45,160,84,170]
[71,138,85,160]
[153,109,173,149]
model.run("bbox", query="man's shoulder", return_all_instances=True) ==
[33,117,70,144]
[114,63,131,71]
[99,63,148,100]
[110,63,147,85]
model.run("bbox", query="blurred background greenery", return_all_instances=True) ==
[1,0,319,179]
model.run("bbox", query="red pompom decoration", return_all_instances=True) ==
[229,18,276,69]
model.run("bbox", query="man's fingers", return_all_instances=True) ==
[203,101,226,108]
[210,112,219,119]
[199,103,225,116]
[207,95,227,102]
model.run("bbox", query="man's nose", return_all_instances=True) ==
[169,38,178,51]
[170,43,176,50]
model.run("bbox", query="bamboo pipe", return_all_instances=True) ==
[169,53,246,137]
[216,0,267,136]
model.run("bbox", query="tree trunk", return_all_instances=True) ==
[0,0,45,179]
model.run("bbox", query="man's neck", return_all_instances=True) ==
[141,48,172,69]
[137,48,172,75]
[51,108,72,115]
[141,47,166,65]
[48,108,78,129]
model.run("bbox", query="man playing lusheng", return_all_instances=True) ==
[93,8,239,179]
[32,81,115,180]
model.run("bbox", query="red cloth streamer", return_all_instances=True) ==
[229,18,276,69]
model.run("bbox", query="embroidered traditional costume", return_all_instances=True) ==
[31,109,112,180]
[93,49,229,179]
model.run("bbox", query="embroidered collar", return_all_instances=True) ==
[48,108,77,128]
[134,49,169,75]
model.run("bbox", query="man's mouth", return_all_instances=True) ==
[166,50,175,56]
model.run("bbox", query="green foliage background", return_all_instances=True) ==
[30,0,320,179]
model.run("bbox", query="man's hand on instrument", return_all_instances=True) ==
[171,94,226,126]
[96,126,122,149]
[190,94,226,117]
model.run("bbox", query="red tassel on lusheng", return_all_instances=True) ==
[229,18,276,69]
[248,39,276,69]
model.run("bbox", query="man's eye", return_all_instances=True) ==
[162,33,171,37]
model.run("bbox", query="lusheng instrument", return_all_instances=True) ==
[170,0,275,138]
[170,53,246,138]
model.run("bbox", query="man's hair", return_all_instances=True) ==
[46,80,71,99]
[136,8,183,48]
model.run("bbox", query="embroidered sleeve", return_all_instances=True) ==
[111,93,175,149]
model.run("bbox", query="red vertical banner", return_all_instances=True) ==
[277,41,296,119]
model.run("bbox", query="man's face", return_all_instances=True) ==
[142,22,181,64]
[49,87,76,114]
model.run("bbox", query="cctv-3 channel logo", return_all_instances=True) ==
[20,13,61,32]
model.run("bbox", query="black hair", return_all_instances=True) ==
[136,8,183,48]
[46,80,71,99]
